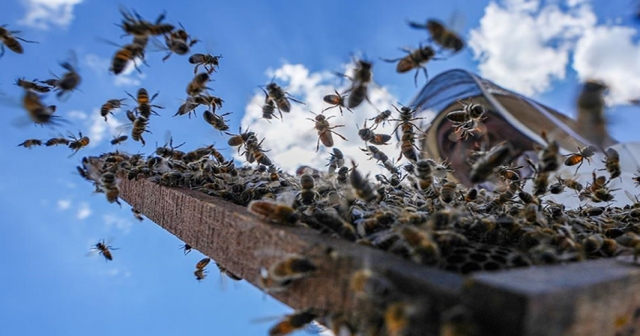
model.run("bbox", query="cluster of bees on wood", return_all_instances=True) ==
[6,6,640,335]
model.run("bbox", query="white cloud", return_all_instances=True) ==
[469,0,596,96]
[76,202,91,220]
[85,108,123,147]
[103,214,134,235]
[18,0,83,30]
[84,53,146,87]
[57,199,71,211]
[67,109,87,120]
[239,63,403,177]
[573,25,640,105]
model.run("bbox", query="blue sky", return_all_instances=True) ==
[1,0,639,335]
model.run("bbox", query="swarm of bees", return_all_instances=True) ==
[9,6,640,336]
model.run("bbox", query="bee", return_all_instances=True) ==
[155,137,186,160]
[195,257,211,270]
[243,135,272,165]
[559,176,583,192]
[326,148,345,174]
[131,116,152,146]
[357,121,392,145]
[265,82,304,113]
[496,165,523,182]
[391,104,426,161]
[117,7,174,37]
[563,145,598,175]
[0,24,37,57]
[258,267,294,293]
[267,255,317,282]
[187,72,212,96]
[89,239,119,262]
[227,127,255,151]
[174,96,199,118]
[45,137,70,147]
[109,42,147,75]
[67,132,90,157]
[203,111,232,134]
[179,243,192,255]
[336,166,349,185]
[600,147,621,181]
[267,308,320,336]
[17,139,42,148]
[307,111,347,152]
[361,145,390,163]
[341,58,373,109]
[381,44,439,86]
[367,110,393,129]
[189,53,222,74]
[399,226,440,265]
[440,180,457,203]
[408,19,465,54]
[14,78,51,93]
[161,23,199,61]
[350,268,396,303]
[110,134,128,145]
[576,80,608,147]
[296,174,319,206]
[469,141,512,184]
[350,160,378,202]
[322,89,352,116]
[194,269,208,282]
[260,88,279,121]
[634,170,640,187]
[100,98,127,122]
[99,172,122,206]
[216,262,242,282]
[131,207,143,221]
[126,88,163,119]
[22,90,65,127]
[536,131,561,173]
[248,200,299,225]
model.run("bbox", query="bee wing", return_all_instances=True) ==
[85,248,99,257]
[116,122,134,134]
[625,190,639,204]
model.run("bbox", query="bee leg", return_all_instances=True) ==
[0,45,4,58]
[316,136,321,152]
[330,130,348,141]
[379,57,401,63]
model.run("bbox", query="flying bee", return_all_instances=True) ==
[189,53,222,74]
[110,134,128,145]
[15,78,51,93]
[390,104,426,137]
[174,96,199,118]
[46,52,81,100]
[194,269,208,282]
[322,89,352,116]
[326,148,345,174]
[131,207,143,221]
[45,136,69,146]
[0,24,37,58]
[634,170,640,187]
[242,135,272,165]
[131,116,152,146]
[21,90,65,127]
[267,308,320,336]
[600,147,621,181]
[337,57,373,109]
[350,268,396,303]
[227,127,255,151]
[88,239,119,262]
[203,111,232,134]
[100,98,128,122]
[160,23,199,61]
[350,160,378,202]
[248,200,299,225]
[126,88,163,118]
[260,88,279,121]
[563,145,598,174]
[361,145,390,163]
[195,257,211,270]
[357,120,392,145]
[381,44,440,86]
[408,19,465,54]
[187,72,212,96]
[307,110,347,152]
[108,42,147,75]
[267,255,317,282]
[117,7,174,37]
[67,131,90,157]
[536,131,561,172]
[17,139,42,148]
[258,267,294,293]
[470,141,512,184]
[265,82,304,113]
[179,243,192,255]
[496,165,523,182]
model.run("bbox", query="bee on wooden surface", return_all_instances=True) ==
[336,166,349,185]
[326,148,345,174]
[22,90,66,127]
[45,136,70,147]
[227,127,255,151]
[126,88,163,118]
[110,134,128,145]
[131,207,143,221]
[600,147,621,181]
[265,82,304,113]
[307,111,347,152]
[189,53,222,74]
[195,257,211,270]
[399,226,440,265]
[194,269,208,282]
[357,121,392,145]
[88,239,119,262]
[161,23,199,61]
[99,172,122,206]
[0,24,37,58]
[440,180,458,203]
[408,19,465,54]
[267,255,317,282]
[385,301,419,336]
[155,136,186,160]
[242,135,272,165]
[179,243,192,255]
[17,139,42,149]
[187,72,212,96]
[303,208,357,241]
[322,89,352,116]
[267,308,320,336]
[469,141,512,184]
[248,200,299,225]
[67,131,90,157]
[15,78,51,93]
[381,44,440,86]
[350,160,378,202]
[369,109,393,129]
[563,145,598,175]
[296,174,319,206]
[100,98,127,122]
[131,116,152,146]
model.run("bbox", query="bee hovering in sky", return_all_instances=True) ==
[188,53,222,74]
[307,110,348,152]
[179,243,192,255]
[322,89,352,116]
[17,139,42,149]
[160,23,199,61]
[264,82,305,115]
[407,18,465,54]
[127,88,163,119]
[563,144,598,175]
[87,239,119,262]
[14,78,52,93]
[260,88,279,121]
[248,200,299,225]
[203,111,232,134]
[107,41,147,75]
[67,131,90,158]
[187,72,213,96]
[46,51,82,101]
[381,44,442,87]
[131,208,144,221]
[100,98,128,122]
[117,6,174,38]
[600,147,621,182]
[45,136,70,147]
[337,56,373,109]
[369,109,393,129]
[266,308,322,336]
[0,24,38,58]
[21,90,66,127]
[357,120,392,145]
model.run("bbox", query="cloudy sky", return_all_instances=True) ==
[1,0,639,335]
